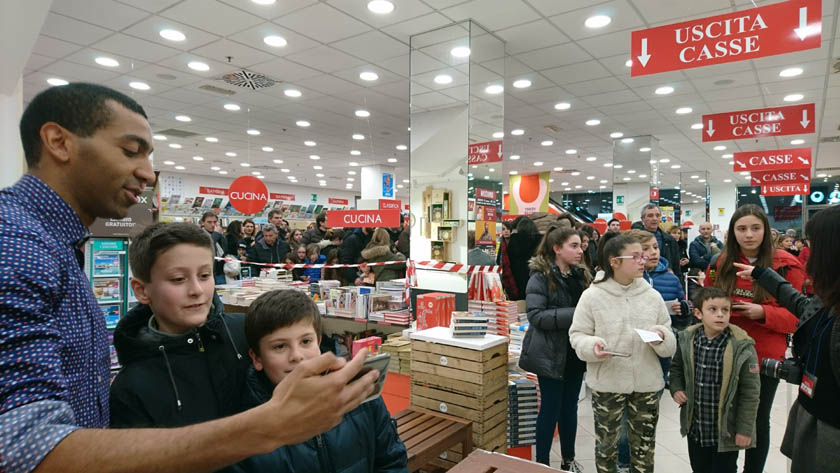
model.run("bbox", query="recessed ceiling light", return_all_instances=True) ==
[360,71,379,81]
[511,129,524,136]
[348,171,357,175]
[355,109,370,118]
[211,166,220,171]
[625,59,633,67]
[783,93,804,102]
[313,164,322,169]
[205,137,218,143]
[129,81,150,91]
[675,107,693,114]
[387,158,398,163]
[561,182,569,186]
[163,160,175,165]
[320,181,327,186]
[350,150,361,156]
[309,155,320,160]
[175,115,191,122]
[304,141,316,147]
[192,156,204,161]
[698,179,706,183]
[485,85,504,95]
[402,179,409,183]
[349,162,359,166]
[251,171,261,176]
[791,139,805,145]
[257,175,267,179]
[247,129,260,136]
[153,135,167,141]
[691,175,699,179]
[741,172,750,176]
[226,152,237,157]
[622,177,631,181]
[509,170,518,175]
[450,46,471,58]
[554,102,571,110]
[296,120,310,127]
[263,35,287,48]
[224,103,241,111]
[565,149,577,155]
[492,131,504,138]
[434,74,453,85]
[278,168,289,173]
[510,155,520,160]
[284,89,302,98]
[817,172,827,178]
[628,169,636,174]
[779,67,803,78]
[47,78,69,86]
[587,176,596,180]
[655,86,674,95]
[347,177,356,182]
[159,29,186,42]
[713,145,726,151]
[729,161,735,165]
[586,119,601,126]
[95,57,119,67]
[639,147,652,152]
[723,179,732,183]
[219,170,228,175]
[604,163,613,167]
[571,171,581,176]
[168,143,182,149]
[352,134,365,140]
[513,79,532,89]
[367,0,394,14]
[691,123,703,130]
[316,173,325,178]
[273,159,284,164]
[396,144,407,150]
[586,156,597,161]
[534,161,544,166]
[613,164,624,169]
[541,140,554,146]
[584,15,612,28]
[240,162,250,167]
[262,146,273,152]
[659,158,670,163]
[600,179,608,184]
[251,0,276,5]
[553,167,563,171]
[671,164,681,169]
[610,132,624,138]
[187,61,209,71]
[396,184,404,189]
[722,153,733,158]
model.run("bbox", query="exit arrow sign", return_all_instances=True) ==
[703,103,815,142]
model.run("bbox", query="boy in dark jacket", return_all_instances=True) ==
[234,289,408,473]
[110,223,250,431]
[670,287,761,473]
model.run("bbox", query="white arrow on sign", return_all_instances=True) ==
[798,156,810,166]
[794,7,810,41]
[737,161,747,169]
[497,143,502,159]
[706,120,715,137]
[637,38,651,67]
[752,176,760,185]
[800,173,809,181]
[800,109,810,128]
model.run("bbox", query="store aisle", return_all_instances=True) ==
[548,383,797,473]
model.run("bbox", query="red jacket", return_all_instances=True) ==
[705,249,806,362]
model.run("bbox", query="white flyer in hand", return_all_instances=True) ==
[635,328,663,343]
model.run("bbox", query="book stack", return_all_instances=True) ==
[506,373,539,448]
[508,322,529,357]
[381,336,411,374]
[416,292,456,330]
[383,309,411,326]
[327,287,357,318]
[467,300,524,337]
[449,311,489,338]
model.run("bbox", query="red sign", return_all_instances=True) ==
[501,214,519,223]
[750,169,811,187]
[631,0,821,77]
[482,206,497,222]
[199,186,227,196]
[329,198,349,205]
[702,103,815,142]
[228,176,268,214]
[468,140,503,164]
[326,209,400,228]
[379,199,402,210]
[733,148,811,172]
[774,205,803,221]
[270,193,295,201]
[650,188,659,200]
[761,183,810,196]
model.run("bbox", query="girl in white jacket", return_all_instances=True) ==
[569,234,676,473]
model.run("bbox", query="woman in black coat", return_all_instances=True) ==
[519,227,590,470]
[507,216,541,300]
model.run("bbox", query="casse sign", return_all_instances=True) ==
[703,103,815,142]
[733,148,811,172]
[228,176,268,214]
[750,170,810,186]
[326,209,400,228]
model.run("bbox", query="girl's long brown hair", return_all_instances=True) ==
[716,204,775,303]
[534,226,592,289]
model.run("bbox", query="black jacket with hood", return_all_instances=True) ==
[109,293,250,429]
[231,368,409,473]
[519,255,588,379]
[507,230,541,301]
[339,228,371,284]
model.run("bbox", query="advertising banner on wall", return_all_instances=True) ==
[509,172,550,215]
[89,186,157,237]
[475,220,496,245]
[382,173,394,198]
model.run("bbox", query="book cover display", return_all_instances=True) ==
[84,238,130,371]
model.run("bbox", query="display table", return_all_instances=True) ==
[448,449,562,473]
[394,407,473,472]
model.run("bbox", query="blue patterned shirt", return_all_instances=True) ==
[0,175,109,472]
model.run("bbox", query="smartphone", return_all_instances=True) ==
[602,350,631,357]
[349,353,391,403]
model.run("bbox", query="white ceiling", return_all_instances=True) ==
[23,0,840,194]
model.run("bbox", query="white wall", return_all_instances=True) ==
[709,182,737,240]
[613,182,650,221]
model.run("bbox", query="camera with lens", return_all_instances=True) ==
[760,357,803,384]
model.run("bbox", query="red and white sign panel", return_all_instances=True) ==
[270,193,295,201]
[702,103,815,142]
[199,186,227,196]
[228,176,269,214]
[733,148,811,172]
[379,199,401,210]
[329,198,349,205]
[326,209,400,228]
[650,188,659,200]
[750,169,811,186]
[631,0,821,77]
[468,140,503,165]
[761,183,810,196]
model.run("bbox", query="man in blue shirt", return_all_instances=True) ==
[0,83,378,473]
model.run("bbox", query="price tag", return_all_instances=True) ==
[439,356,448,366]
[439,402,448,413]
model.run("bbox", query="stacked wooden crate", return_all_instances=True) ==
[409,327,509,458]
[381,335,412,375]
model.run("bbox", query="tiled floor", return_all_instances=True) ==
[546,383,797,472]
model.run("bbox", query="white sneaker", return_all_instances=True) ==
[561,459,584,472]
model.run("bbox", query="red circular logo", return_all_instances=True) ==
[228,176,268,214]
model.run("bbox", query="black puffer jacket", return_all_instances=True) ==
[507,231,541,301]
[519,255,588,379]
[231,368,409,473]
[339,229,371,284]
[252,237,290,265]
[109,293,250,429]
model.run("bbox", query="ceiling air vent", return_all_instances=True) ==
[544,124,561,133]
[820,136,840,143]
[198,84,236,96]
[221,70,277,90]
[154,128,200,138]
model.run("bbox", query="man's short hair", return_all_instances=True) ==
[19,83,148,168]
[245,290,322,355]
[200,211,216,222]
[267,209,281,220]
[129,222,213,282]
[262,224,278,234]
[692,286,731,311]
[641,203,660,218]
[326,229,344,241]
[624,229,656,244]
[315,212,327,225]
[608,218,620,226]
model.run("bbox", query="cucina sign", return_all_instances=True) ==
[229,191,267,200]
[326,209,400,228]
[228,176,269,214]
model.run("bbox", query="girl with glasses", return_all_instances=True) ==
[570,233,676,473]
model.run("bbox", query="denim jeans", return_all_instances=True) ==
[535,373,584,465]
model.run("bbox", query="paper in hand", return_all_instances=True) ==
[665,299,679,315]
[634,328,663,343]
